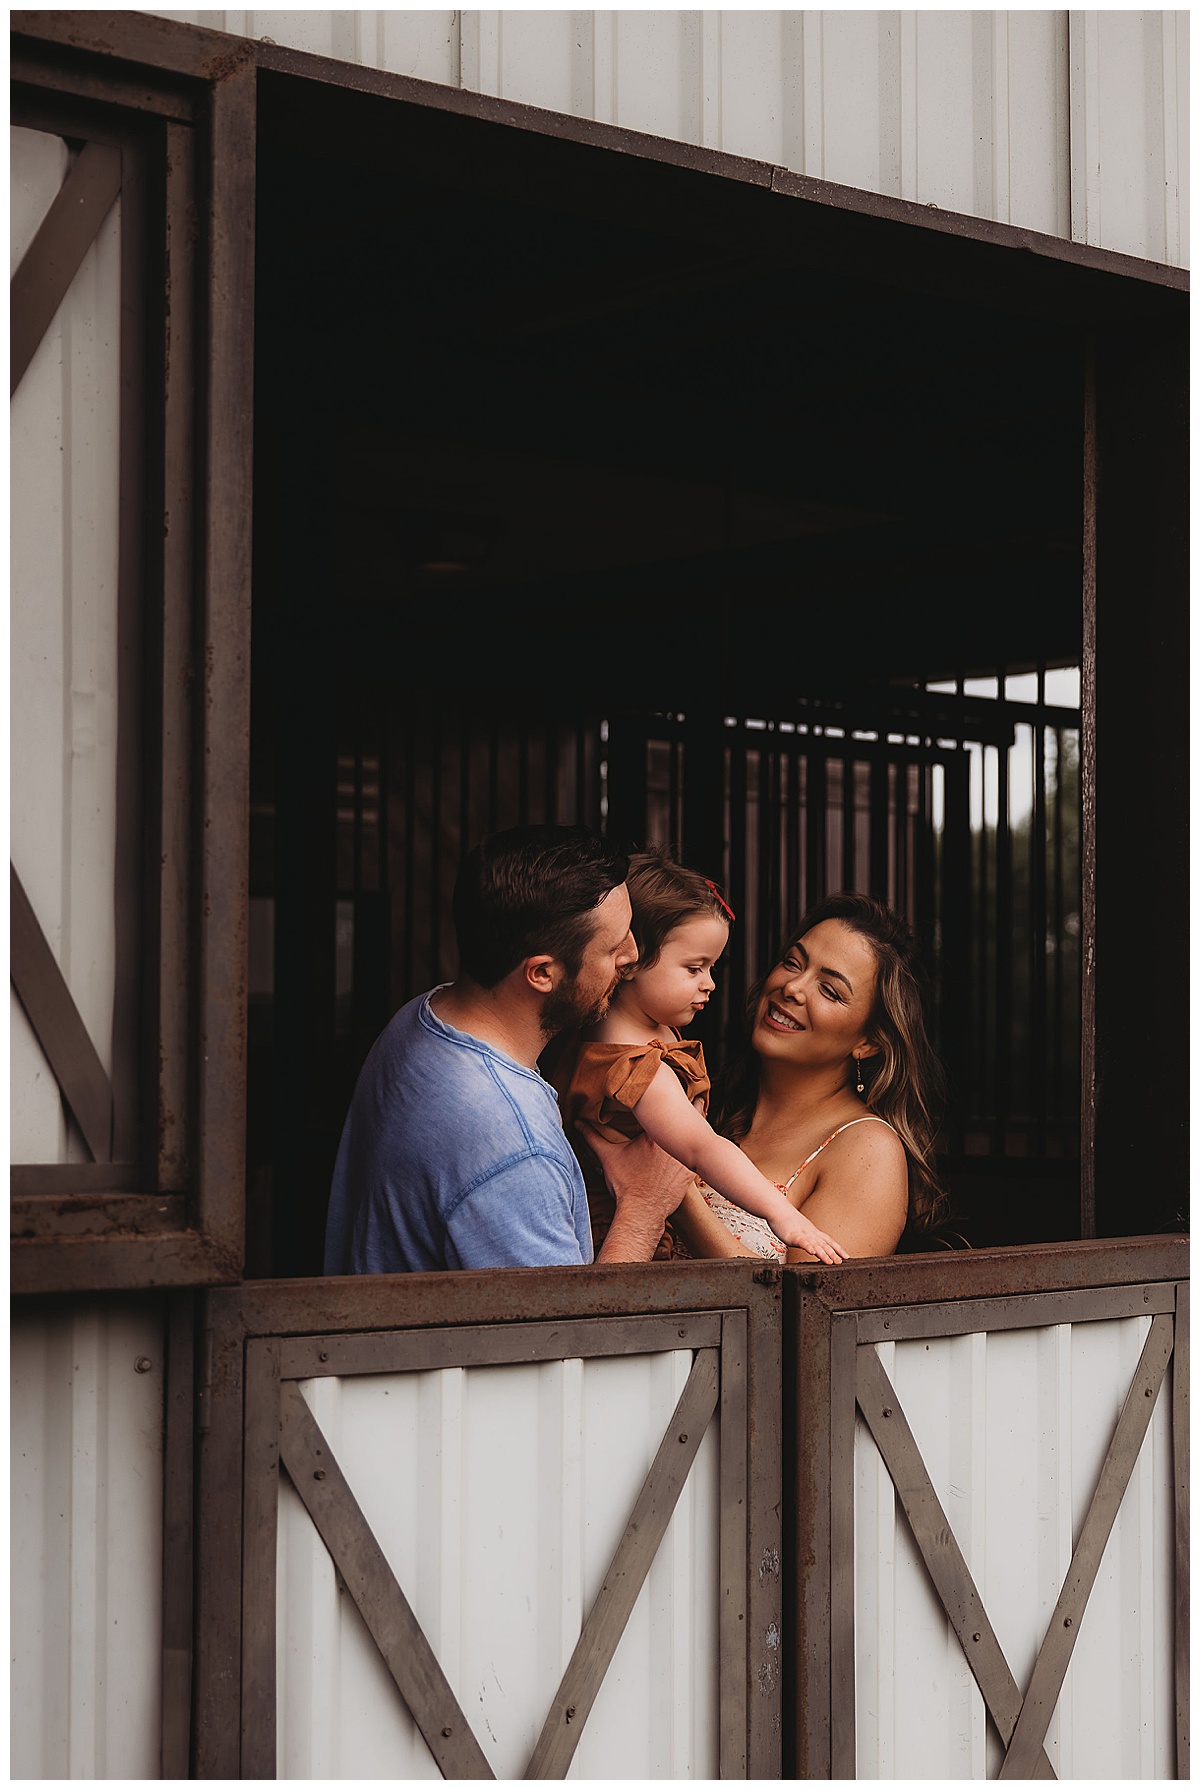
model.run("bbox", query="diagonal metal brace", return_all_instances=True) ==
[524,1346,721,1779]
[999,1313,1175,1778]
[10,861,113,1161]
[11,138,122,395]
[277,1380,494,1780]
[856,1346,1056,1778]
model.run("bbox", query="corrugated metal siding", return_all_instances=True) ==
[10,124,123,1163]
[276,1349,721,1777]
[10,1297,166,1779]
[854,1315,1175,1778]
[152,9,1187,266]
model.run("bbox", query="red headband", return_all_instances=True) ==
[705,879,736,924]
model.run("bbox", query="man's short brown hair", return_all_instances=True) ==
[452,825,629,988]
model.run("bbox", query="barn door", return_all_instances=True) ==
[195,1265,784,1779]
[11,12,255,1289]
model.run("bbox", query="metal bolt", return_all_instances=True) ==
[565,1706,576,1723]
[1063,1617,1072,1628]
[441,1726,452,1738]
[1145,1387,1153,1398]
[882,1407,892,1418]
[134,1356,153,1374]
[313,1469,326,1481]
[883,1318,890,1329]
[678,1327,686,1337]
[678,1433,688,1444]
[319,1350,329,1362]
[1144,1290,1151,1302]
[972,1633,981,1643]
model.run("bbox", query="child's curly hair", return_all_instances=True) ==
[625,846,733,973]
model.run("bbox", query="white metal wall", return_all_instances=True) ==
[10,1297,166,1779]
[854,1315,1175,1778]
[277,1348,721,1777]
[10,124,123,1163]
[152,9,1188,267]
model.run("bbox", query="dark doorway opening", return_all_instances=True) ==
[248,70,1094,1278]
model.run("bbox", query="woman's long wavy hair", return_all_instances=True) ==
[713,893,948,1233]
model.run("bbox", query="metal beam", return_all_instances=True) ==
[10,136,121,394]
[10,862,113,1161]
[856,1344,1056,1777]
[999,1312,1175,1777]
[1174,1283,1190,1778]
[279,1310,722,1380]
[277,1379,495,1780]
[525,1347,721,1778]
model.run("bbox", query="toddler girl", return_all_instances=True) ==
[552,847,847,1264]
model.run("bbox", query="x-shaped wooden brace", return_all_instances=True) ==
[277,1346,721,1779]
[10,133,124,1161]
[855,1312,1176,1779]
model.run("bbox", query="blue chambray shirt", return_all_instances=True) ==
[324,990,593,1273]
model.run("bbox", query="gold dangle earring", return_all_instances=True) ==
[855,1055,865,1096]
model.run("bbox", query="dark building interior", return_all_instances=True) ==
[246,71,1136,1277]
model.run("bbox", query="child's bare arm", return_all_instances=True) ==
[633,1067,847,1263]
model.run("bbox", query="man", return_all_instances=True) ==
[324,824,690,1272]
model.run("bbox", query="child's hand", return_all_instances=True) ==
[771,1201,848,1264]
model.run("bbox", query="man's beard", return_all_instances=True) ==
[541,971,620,1039]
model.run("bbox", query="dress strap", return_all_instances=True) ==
[781,1115,897,1191]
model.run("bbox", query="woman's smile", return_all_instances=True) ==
[763,1002,804,1033]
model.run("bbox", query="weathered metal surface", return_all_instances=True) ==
[198,1272,783,1777]
[111,124,146,1171]
[855,1280,1176,1342]
[9,31,254,1289]
[1070,11,1189,265]
[13,1231,246,1295]
[742,1284,784,1779]
[279,1310,723,1379]
[146,8,1188,269]
[1173,1282,1190,1776]
[795,1235,1188,1311]
[999,1312,1175,1776]
[273,1350,723,1776]
[10,136,120,392]
[851,1308,1179,1777]
[10,116,122,1169]
[160,1293,196,1778]
[12,7,258,79]
[856,1343,1055,1778]
[526,1347,721,1777]
[194,55,254,1274]
[10,1294,167,1777]
[828,1312,859,1778]
[10,863,114,1160]
[10,1187,186,1238]
[277,1376,494,1778]
[717,1309,749,1778]
[787,1273,833,1778]
[156,113,197,1197]
[239,1337,281,1778]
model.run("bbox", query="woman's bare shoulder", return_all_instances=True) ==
[796,1120,908,1259]
[804,1115,906,1199]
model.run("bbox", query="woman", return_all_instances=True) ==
[668,893,946,1262]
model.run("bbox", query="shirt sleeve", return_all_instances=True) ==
[443,1149,593,1269]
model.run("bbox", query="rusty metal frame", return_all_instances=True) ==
[161,1291,197,1777]
[10,864,114,1160]
[789,1238,1190,1779]
[10,24,255,1293]
[195,1262,783,1779]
